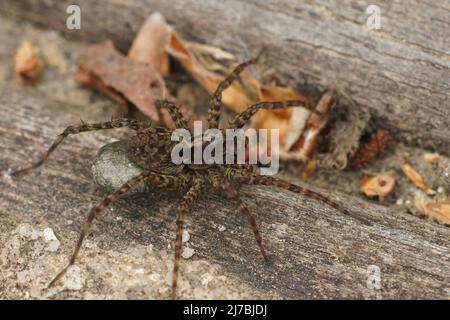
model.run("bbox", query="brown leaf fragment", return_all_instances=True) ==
[360,172,396,199]
[74,69,129,112]
[347,130,391,170]
[76,41,197,128]
[77,41,163,121]
[14,41,44,83]
[167,33,255,113]
[401,164,435,195]
[414,192,450,225]
[127,12,171,76]
[301,159,317,181]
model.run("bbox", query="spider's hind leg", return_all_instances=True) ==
[221,180,268,261]
[171,178,204,299]
[11,118,148,177]
[236,174,371,225]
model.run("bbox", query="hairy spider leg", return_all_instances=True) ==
[172,178,204,299]
[236,174,371,225]
[207,57,259,129]
[229,99,315,129]
[11,119,148,177]
[155,99,189,130]
[221,180,268,261]
[49,171,185,287]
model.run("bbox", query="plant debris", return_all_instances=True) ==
[414,191,450,225]
[76,41,197,128]
[135,13,327,160]
[77,12,381,165]
[423,152,441,165]
[293,91,334,162]
[347,130,391,170]
[359,171,396,200]
[127,12,171,76]
[318,93,371,170]
[401,164,435,195]
[14,41,44,83]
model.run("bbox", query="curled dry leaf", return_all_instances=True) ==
[347,130,391,170]
[14,41,44,82]
[359,172,396,199]
[414,191,450,225]
[281,91,333,162]
[167,31,256,112]
[401,164,435,195]
[77,41,165,121]
[75,69,129,112]
[127,12,171,76]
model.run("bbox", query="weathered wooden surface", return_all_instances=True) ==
[1,87,449,299]
[1,0,449,155]
[0,5,449,299]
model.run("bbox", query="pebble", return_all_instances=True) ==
[46,240,60,252]
[17,270,29,283]
[43,227,57,242]
[64,265,83,290]
[182,247,195,259]
[182,230,190,243]
[218,225,226,232]
[29,286,41,298]
[18,224,33,237]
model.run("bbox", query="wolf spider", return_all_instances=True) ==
[12,57,369,299]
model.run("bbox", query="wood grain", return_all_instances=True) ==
[1,90,449,298]
[1,0,449,155]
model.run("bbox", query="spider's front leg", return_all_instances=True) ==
[11,118,148,177]
[49,171,184,288]
[155,100,188,130]
[207,57,260,129]
[229,99,316,129]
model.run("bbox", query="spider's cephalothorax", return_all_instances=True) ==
[12,57,370,299]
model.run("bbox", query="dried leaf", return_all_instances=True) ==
[347,130,391,170]
[401,164,435,195]
[289,91,334,162]
[14,41,44,82]
[414,192,450,225]
[76,41,197,128]
[167,32,255,112]
[74,69,129,112]
[150,13,317,159]
[283,107,311,151]
[301,159,317,181]
[359,172,396,198]
[127,12,171,76]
